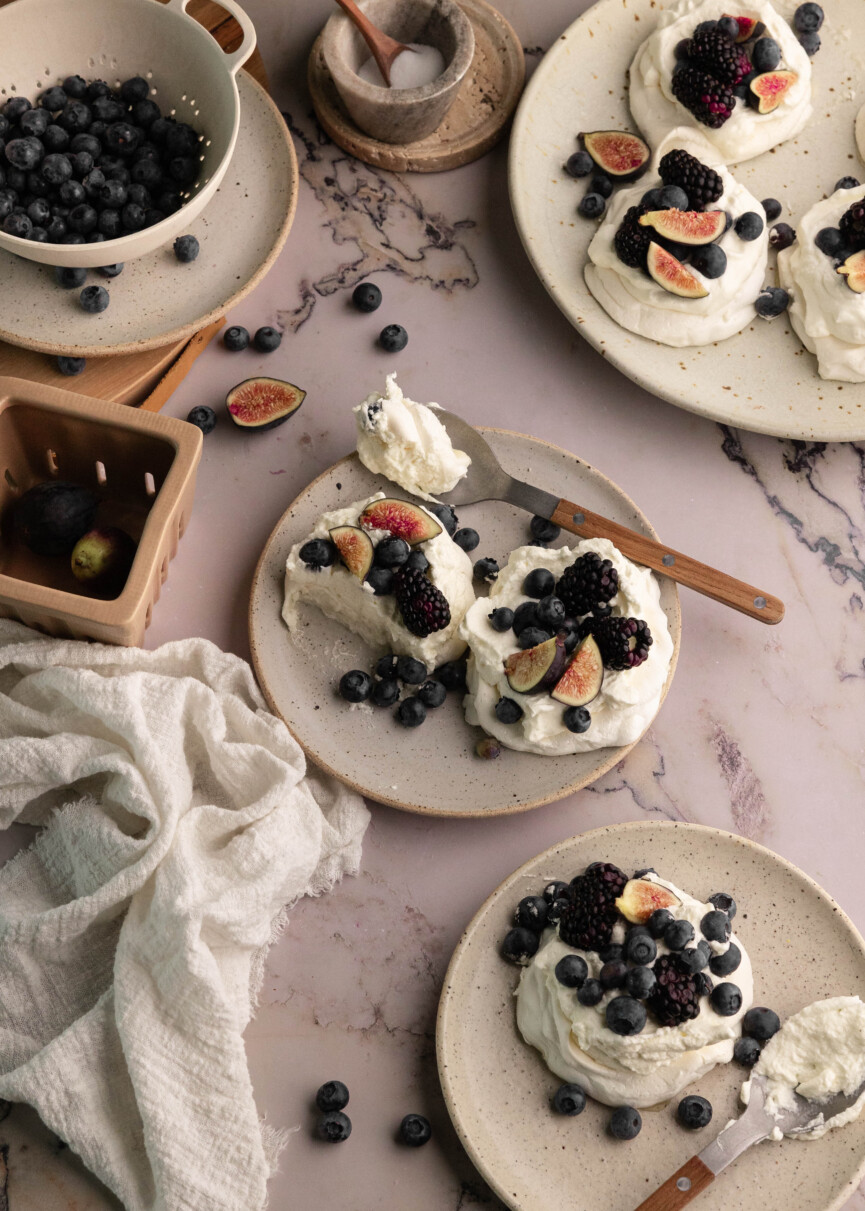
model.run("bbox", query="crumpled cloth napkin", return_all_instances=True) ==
[0,619,369,1211]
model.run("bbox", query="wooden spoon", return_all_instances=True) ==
[333,0,413,86]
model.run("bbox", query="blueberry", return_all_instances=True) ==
[96,209,120,238]
[317,1111,351,1143]
[543,880,569,904]
[577,978,603,1007]
[694,18,718,35]
[794,2,823,32]
[20,108,50,137]
[173,234,199,262]
[39,85,69,112]
[399,1113,431,1146]
[186,405,217,435]
[735,211,764,241]
[659,184,689,210]
[769,223,796,251]
[624,966,656,999]
[535,595,566,629]
[755,286,790,318]
[417,679,446,708]
[710,982,743,1016]
[690,243,727,278]
[59,179,86,207]
[674,38,691,60]
[641,187,665,209]
[752,37,782,72]
[564,150,593,178]
[371,678,400,707]
[223,325,250,351]
[253,325,282,352]
[69,203,98,234]
[530,515,560,543]
[716,14,739,39]
[598,942,623,963]
[53,265,86,290]
[563,706,591,733]
[4,213,33,238]
[708,892,736,919]
[835,176,861,191]
[590,173,613,200]
[379,323,408,352]
[518,627,551,649]
[126,183,150,208]
[522,568,555,598]
[677,1095,712,1130]
[132,159,164,190]
[663,919,695,951]
[742,1006,780,1041]
[374,655,399,679]
[404,549,429,573]
[86,80,111,101]
[352,281,382,311]
[515,895,548,931]
[475,736,502,760]
[578,192,605,219]
[552,1083,587,1115]
[560,619,580,654]
[299,538,337,568]
[488,607,515,632]
[428,502,458,536]
[512,601,539,634]
[99,178,127,208]
[98,263,124,278]
[495,696,524,724]
[599,960,628,991]
[397,656,427,684]
[396,697,426,728]
[554,954,588,988]
[374,536,410,568]
[316,1080,349,1111]
[120,76,150,105]
[45,216,67,241]
[339,670,372,703]
[365,567,394,595]
[133,100,162,128]
[43,125,70,153]
[5,137,43,171]
[606,996,647,1036]
[168,155,197,185]
[2,96,31,121]
[646,908,674,939]
[56,355,86,376]
[26,227,46,242]
[60,233,85,244]
[436,660,467,691]
[815,226,846,257]
[624,931,656,966]
[734,1036,762,1067]
[700,910,731,943]
[62,76,88,100]
[58,101,92,133]
[473,557,499,583]
[679,946,709,974]
[709,943,741,977]
[79,284,109,313]
[453,527,479,552]
[609,1106,641,1140]
[501,926,539,965]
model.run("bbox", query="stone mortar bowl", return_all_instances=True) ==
[321,0,475,144]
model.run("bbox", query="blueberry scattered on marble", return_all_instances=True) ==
[317,1111,352,1143]
[253,325,282,353]
[399,1114,432,1146]
[223,325,250,352]
[186,405,217,435]
[352,281,382,312]
[379,323,408,353]
[316,1080,350,1112]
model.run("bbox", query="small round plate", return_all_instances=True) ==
[0,73,297,358]
[437,821,865,1211]
[508,0,865,441]
[248,428,681,816]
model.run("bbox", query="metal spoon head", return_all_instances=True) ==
[431,408,513,506]
[752,1071,865,1136]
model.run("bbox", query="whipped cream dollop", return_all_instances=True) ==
[282,492,474,667]
[778,184,865,382]
[459,539,674,755]
[517,874,754,1107]
[741,997,865,1140]
[629,0,812,164]
[585,130,769,347]
[354,374,470,501]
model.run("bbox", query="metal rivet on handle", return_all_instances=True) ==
[677,1177,692,1192]
[572,512,585,526]
[662,553,675,566]
[754,596,767,609]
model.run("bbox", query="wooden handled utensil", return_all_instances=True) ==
[333,0,413,85]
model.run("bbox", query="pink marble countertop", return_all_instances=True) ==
[1,0,865,1207]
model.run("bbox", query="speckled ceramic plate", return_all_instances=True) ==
[508,0,865,441]
[437,821,865,1211]
[248,429,681,816]
[0,72,297,358]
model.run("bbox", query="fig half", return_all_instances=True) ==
[226,377,305,431]
[504,634,568,695]
[647,242,709,298]
[71,526,136,595]
[551,635,604,707]
[359,498,442,544]
[748,70,798,115]
[728,15,766,41]
[639,209,727,245]
[329,525,374,580]
[580,130,651,180]
[837,249,865,293]
[615,878,682,924]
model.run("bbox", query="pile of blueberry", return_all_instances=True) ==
[222,324,282,354]
[351,280,408,353]
[314,1079,432,1147]
[338,651,467,730]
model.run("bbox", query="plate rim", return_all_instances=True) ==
[435,819,865,1211]
[248,426,682,817]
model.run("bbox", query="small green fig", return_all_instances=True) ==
[70,527,136,595]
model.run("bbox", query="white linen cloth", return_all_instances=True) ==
[0,619,369,1211]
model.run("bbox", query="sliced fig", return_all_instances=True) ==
[504,634,568,695]
[329,525,373,580]
[639,209,727,245]
[551,635,604,707]
[729,15,765,41]
[748,70,798,115]
[647,242,709,298]
[579,130,650,180]
[359,498,442,544]
[226,377,305,431]
[615,878,682,924]
[837,249,865,293]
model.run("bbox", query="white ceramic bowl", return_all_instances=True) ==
[0,0,255,268]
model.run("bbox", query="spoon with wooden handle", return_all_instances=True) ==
[333,0,413,86]
[433,411,784,625]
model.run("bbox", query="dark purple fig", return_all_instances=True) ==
[504,634,568,695]
[12,481,99,556]
[359,498,442,545]
[226,377,305,431]
[70,526,136,594]
[579,130,650,180]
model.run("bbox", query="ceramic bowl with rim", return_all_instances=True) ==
[320,0,474,144]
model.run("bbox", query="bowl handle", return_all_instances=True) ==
[164,0,258,77]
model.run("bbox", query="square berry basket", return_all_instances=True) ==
[0,376,201,645]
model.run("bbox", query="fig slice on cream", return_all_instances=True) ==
[615,878,682,923]
[329,525,374,581]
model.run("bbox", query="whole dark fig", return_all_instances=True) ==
[12,481,99,556]
[70,526,136,594]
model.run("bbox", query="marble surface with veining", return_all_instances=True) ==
[1,0,865,1208]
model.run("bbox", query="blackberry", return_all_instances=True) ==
[672,67,736,128]
[394,567,451,637]
[556,552,619,616]
[839,201,865,252]
[590,616,652,670]
[647,954,704,1027]
[658,148,723,208]
[558,863,627,952]
[614,203,653,269]
[685,30,752,84]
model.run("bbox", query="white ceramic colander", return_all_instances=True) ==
[0,0,255,268]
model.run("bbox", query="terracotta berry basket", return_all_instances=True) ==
[0,376,201,645]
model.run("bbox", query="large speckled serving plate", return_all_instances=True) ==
[437,821,865,1211]
[0,72,297,357]
[508,0,865,441]
[248,429,681,816]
